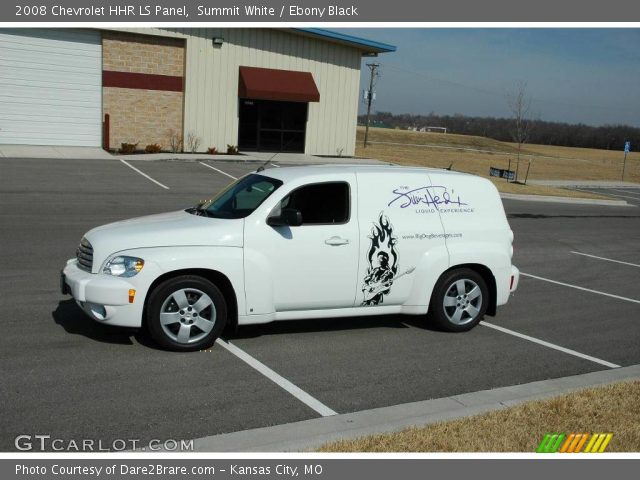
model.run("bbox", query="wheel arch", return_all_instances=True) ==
[441,263,497,316]
[142,268,239,332]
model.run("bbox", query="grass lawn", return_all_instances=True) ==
[356,127,639,199]
[318,380,640,452]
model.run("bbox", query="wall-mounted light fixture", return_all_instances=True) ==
[212,37,224,46]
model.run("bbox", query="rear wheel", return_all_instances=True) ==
[428,268,488,332]
[146,275,227,351]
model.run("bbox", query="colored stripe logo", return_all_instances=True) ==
[536,433,613,453]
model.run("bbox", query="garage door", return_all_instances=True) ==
[0,29,102,146]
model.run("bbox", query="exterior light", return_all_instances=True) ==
[102,256,145,277]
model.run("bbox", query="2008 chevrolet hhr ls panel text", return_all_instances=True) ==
[61,165,519,351]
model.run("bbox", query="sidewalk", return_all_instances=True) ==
[0,144,387,165]
[114,151,387,165]
[500,192,630,207]
[529,179,640,188]
[182,365,640,452]
[0,145,114,159]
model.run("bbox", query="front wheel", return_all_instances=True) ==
[146,275,227,351]
[427,268,488,332]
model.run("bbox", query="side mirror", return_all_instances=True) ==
[267,208,303,227]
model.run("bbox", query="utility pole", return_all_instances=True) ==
[363,62,379,148]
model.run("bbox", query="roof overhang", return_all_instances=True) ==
[238,66,320,103]
[290,28,397,55]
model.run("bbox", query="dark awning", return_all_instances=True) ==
[238,66,320,103]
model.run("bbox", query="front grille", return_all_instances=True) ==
[76,237,94,272]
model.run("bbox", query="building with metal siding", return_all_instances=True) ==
[0,28,395,155]
[115,27,395,156]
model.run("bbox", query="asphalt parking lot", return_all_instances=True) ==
[1,156,639,451]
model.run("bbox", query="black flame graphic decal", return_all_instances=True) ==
[361,212,400,306]
[367,212,399,276]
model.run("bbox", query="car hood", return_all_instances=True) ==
[85,210,243,268]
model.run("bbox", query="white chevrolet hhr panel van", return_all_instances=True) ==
[61,165,519,351]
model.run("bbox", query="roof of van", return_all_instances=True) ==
[254,164,470,182]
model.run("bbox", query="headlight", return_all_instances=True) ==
[102,256,144,277]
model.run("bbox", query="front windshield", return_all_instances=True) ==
[188,173,283,219]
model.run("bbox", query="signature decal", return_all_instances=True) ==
[361,212,415,306]
[388,186,469,210]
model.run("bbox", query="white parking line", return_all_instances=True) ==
[270,163,281,168]
[521,272,640,304]
[480,321,621,369]
[571,251,640,268]
[216,339,338,417]
[133,159,335,418]
[141,158,336,417]
[199,161,238,180]
[119,159,170,190]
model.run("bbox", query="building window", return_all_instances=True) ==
[238,99,307,153]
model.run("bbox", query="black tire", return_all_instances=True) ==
[146,275,227,351]
[427,268,488,332]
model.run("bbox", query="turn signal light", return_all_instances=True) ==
[128,289,136,303]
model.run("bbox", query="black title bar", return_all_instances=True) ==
[3,0,640,22]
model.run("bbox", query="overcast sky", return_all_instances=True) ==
[336,28,640,127]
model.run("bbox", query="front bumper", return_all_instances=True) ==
[61,259,144,327]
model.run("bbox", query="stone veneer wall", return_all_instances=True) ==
[102,31,185,151]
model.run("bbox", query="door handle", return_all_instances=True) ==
[325,236,350,246]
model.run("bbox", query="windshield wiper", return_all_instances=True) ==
[187,202,211,217]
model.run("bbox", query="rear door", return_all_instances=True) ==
[355,171,448,307]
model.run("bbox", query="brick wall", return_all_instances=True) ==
[102,31,185,151]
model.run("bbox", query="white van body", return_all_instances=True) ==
[62,165,519,350]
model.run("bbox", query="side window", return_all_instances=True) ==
[284,182,350,225]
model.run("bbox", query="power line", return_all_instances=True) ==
[381,61,638,113]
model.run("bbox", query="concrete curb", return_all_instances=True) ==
[0,145,385,165]
[119,153,252,162]
[500,192,631,207]
[187,365,640,452]
[115,153,387,165]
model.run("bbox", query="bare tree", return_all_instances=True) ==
[168,129,183,153]
[507,81,532,182]
[186,131,201,153]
